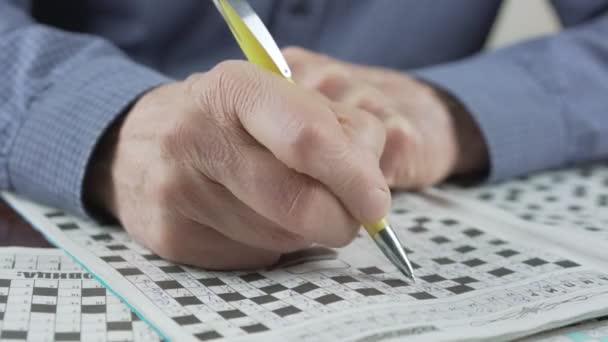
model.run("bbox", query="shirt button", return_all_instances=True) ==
[289,0,310,16]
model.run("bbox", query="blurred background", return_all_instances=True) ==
[488,0,560,49]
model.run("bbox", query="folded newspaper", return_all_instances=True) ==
[2,163,608,341]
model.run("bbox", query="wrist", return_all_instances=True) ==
[83,116,123,218]
[431,87,489,177]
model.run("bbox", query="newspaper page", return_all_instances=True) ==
[3,190,608,341]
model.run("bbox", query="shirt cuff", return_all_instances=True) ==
[414,54,568,182]
[8,57,171,217]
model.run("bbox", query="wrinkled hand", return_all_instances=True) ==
[283,47,488,189]
[85,61,390,269]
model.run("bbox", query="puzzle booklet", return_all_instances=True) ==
[3,163,608,341]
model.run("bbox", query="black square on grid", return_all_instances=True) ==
[555,260,580,268]
[107,322,132,331]
[195,331,222,341]
[0,279,10,287]
[156,280,183,290]
[315,293,343,305]
[409,292,436,300]
[414,217,431,224]
[57,222,78,231]
[219,292,246,302]
[0,295,7,304]
[82,288,106,297]
[431,236,451,244]
[131,312,140,321]
[446,285,475,295]
[240,273,265,282]
[489,239,507,246]
[292,282,319,294]
[173,315,200,325]
[523,258,548,266]
[432,257,455,265]
[411,261,421,269]
[454,245,476,253]
[332,275,358,284]
[392,207,408,214]
[218,309,246,320]
[421,274,446,283]
[242,323,269,333]
[82,305,106,314]
[383,279,409,287]
[31,304,56,313]
[462,258,486,267]
[274,305,302,317]
[198,278,225,287]
[356,288,383,297]
[479,192,494,200]
[463,228,484,237]
[251,294,278,305]
[117,268,144,276]
[175,296,203,306]
[100,256,125,262]
[408,225,428,233]
[91,233,113,241]
[452,276,478,285]
[54,332,79,341]
[440,219,459,226]
[160,266,185,273]
[496,249,519,258]
[45,211,65,218]
[33,287,58,296]
[359,267,383,275]
[143,254,163,261]
[107,244,128,251]
[260,284,288,294]
[488,267,514,277]
[1,331,27,339]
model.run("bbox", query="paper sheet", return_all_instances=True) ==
[4,188,608,341]
[0,247,160,341]
[447,163,608,243]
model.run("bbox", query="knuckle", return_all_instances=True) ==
[315,65,350,95]
[284,121,327,171]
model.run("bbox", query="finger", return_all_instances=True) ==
[146,215,281,270]
[226,65,390,224]
[204,145,361,248]
[337,83,394,122]
[295,63,353,100]
[379,115,421,187]
[174,166,313,252]
[331,103,386,160]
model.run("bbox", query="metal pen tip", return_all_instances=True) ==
[371,224,416,282]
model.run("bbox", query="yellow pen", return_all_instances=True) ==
[212,0,416,281]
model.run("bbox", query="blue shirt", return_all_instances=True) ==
[1,0,608,216]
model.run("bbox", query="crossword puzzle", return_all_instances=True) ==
[0,251,160,342]
[37,198,606,341]
[453,163,608,240]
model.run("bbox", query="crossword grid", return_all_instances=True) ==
[39,203,598,341]
[453,163,608,240]
[0,253,160,342]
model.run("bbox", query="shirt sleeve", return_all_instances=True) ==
[0,2,171,216]
[415,3,608,182]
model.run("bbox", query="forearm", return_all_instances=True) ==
[415,14,608,181]
[0,2,170,216]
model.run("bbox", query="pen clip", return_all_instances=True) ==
[212,0,292,79]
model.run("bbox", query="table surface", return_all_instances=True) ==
[0,199,51,248]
